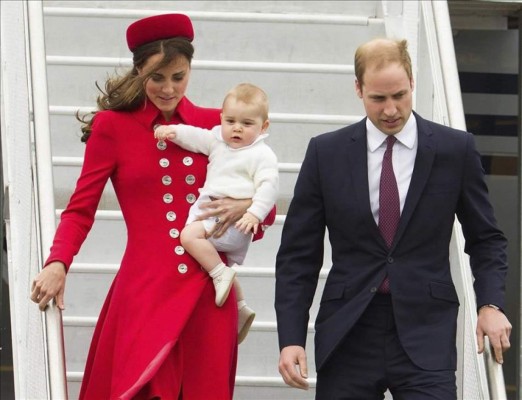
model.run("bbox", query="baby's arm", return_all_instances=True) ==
[155,124,218,155]
[235,212,261,235]
[154,125,177,141]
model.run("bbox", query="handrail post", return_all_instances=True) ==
[26,1,68,398]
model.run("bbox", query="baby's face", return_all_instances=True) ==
[221,99,268,149]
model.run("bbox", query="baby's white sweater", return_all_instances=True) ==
[171,125,279,220]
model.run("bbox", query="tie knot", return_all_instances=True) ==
[386,135,397,149]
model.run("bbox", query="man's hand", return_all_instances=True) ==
[30,262,66,311]
[477,306,512,364]
[278,345,309,390]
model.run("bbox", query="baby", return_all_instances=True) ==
[154,83,279,344]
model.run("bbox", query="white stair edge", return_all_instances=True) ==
[47,55,355,75]
[68,263,330,277]
[63,316,316,333]
[66,371,317,387]
[44,6,382,27]
[49,106,364,125]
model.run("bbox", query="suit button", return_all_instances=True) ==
[370,287,377,293]
[178,264,188,274]
[159,158,170,168]
[186,193,196,204]
[175,246,185,255]
[387,257,394,263]
[166,211,177,221]
[183,156,193,166]
[169,228,180,238]
[157,140,167,150]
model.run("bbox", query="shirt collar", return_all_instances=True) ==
[367,113,417,153]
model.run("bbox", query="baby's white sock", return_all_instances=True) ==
[209,262,226,279]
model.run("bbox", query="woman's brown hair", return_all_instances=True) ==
[77,37,194,142]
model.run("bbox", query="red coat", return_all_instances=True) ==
[46,98,271,398]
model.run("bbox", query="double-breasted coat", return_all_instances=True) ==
[45,98,271,398]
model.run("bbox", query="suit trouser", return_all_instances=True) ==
[316,294,456,400]
[135,279,238,400]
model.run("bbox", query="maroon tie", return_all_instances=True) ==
[377,136,400,293]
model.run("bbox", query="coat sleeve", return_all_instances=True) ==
[44,112,117,271]
[456,132,508,309]
[275,137,326,349]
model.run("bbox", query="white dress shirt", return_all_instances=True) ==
[367,113,418,225]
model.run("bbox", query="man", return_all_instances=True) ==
[275,38,512,399]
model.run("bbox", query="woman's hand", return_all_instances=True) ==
[198,198,252,238]
[30,261,66,311]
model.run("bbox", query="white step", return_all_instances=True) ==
[45,63,365,116]
[65,375,318,400]
[64,265,329,322]
[43,8,384,65]
[49,112,357,163]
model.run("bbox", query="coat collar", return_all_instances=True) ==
[130,97,199,130]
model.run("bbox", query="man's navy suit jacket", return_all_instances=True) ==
[275,111,508,372]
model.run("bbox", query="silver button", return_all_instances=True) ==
[183,156,193,166]
[370,287,377,293]
[166,211,177,221]
[157,140,167,150]
[162,175,172,185]
[159,158,170,168]
[186,193,197,204]
[185,174,196,185]
[169,228,180,238]
[163,193,173,204]
[175,246,185,255]
[178,263,188,274]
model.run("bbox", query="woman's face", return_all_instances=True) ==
[140,53,191,121]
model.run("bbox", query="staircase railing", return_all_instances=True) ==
[420,1,506,399]
[27,1,68,398]
[1,0,68,398]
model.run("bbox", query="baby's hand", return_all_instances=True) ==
[235,212,260,235]
[154,125,177,141]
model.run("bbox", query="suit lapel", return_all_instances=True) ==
[345,119,382,235]
[391,113,436,249]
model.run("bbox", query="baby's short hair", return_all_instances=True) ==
[223,83,269,121]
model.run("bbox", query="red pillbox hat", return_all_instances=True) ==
[126,13,194,51]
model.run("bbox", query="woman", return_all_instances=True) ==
[30,13,273,399]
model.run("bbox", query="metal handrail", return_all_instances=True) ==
[27,1,68,398]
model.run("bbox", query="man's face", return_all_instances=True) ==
[355,62,414,135]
